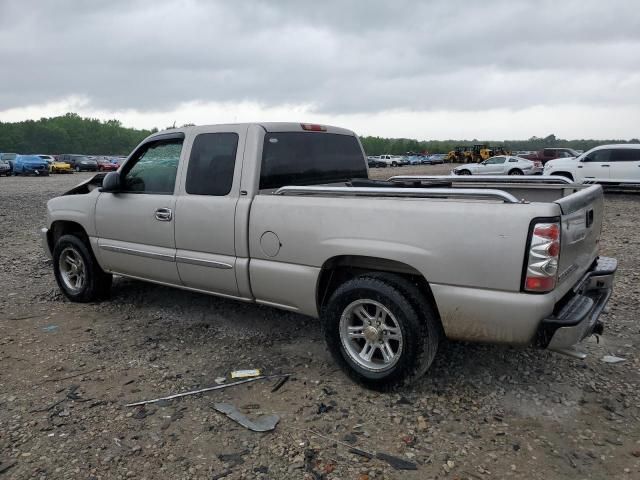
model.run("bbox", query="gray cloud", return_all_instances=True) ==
[1,0,639,114]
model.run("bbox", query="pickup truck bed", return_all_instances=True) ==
[41,123,616,389]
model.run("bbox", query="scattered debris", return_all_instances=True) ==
[601,355,626,364]
[0,459,16,474]
[214,377,227,385]
[213,403,280,432]
[211,469,232,479]
[217,450,249,466]
[132,406,155,420]
[271,375,289,392]
[317,402,333,414]
[125,373,290,407]
[41,324,59,333]
[230,369,262,379]
[349,447,374,460]
[43,367,103,383]
[376,452,418,470]
[292,427,418,471]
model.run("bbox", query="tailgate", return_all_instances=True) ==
[554,185,604,292]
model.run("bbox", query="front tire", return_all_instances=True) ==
[322,275,440,390]
[508,169,523,175]
[53,234,112,302]
[458,169,471,175]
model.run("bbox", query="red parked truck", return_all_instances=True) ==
[520,148,580,164]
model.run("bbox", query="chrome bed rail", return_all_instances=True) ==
[274,185,520,203]
[388,175,573,185]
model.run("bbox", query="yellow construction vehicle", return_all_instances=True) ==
[446,146,473,163]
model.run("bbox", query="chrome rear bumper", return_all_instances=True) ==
[537,256,617,356]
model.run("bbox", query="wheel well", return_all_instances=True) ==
[551,171,574,181]
[508,168,523,174]
[48,221,89,251]
[316,255,440,319]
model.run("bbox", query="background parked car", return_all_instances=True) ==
[378,154,409,167]
[38,154,55,165]
[405,154,424,165]
[0,159,11,176]
[427,153,447,164]
[39,155,73,174]
[543,144,640,184]
[96,157,118,171]
[453,155,542,176]
[13,155,50,176]
[0,152,17,173]
[366,156,387,168]
[58,154,99,172]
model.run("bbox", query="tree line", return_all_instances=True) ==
[360,133,640,156]
[0,113,637,156]
[0,113,155,155]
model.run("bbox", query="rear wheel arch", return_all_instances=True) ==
[316,255,441,323]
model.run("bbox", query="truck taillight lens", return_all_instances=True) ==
[524,221,560,293]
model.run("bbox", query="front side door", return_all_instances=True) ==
[480,156,505,174]
[578,149,610,182]
[95,135,184,284]
[608,148,640,183]
[174,127,246,297]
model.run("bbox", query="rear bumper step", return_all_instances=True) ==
[536,256,617,354]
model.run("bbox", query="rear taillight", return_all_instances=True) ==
[524,221,560,293]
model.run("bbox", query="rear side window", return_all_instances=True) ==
[610,149,640,162]
[260,132,367,189]
[186,133,238,196]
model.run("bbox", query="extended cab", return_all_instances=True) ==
[42,123,616,389]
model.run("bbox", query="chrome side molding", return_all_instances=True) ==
[175,255,232,269]
[100,244,175,262]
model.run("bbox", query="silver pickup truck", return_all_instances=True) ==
[41,123,617,389]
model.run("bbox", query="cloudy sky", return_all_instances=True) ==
[1,0,639,139]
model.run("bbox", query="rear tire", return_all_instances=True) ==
[53,234,112,302]
[321,274,440,390]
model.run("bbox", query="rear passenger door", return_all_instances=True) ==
[174,126,246,297]
[608,148,640,183]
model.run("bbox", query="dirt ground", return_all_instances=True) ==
[1,166,639,480]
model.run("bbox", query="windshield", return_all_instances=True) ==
[260,132,367,189]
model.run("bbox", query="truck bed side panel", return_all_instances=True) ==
[248,195,559,327]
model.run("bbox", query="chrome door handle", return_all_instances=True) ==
[601,164,610,167]
[155,208,173,221]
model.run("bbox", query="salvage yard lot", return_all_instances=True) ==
[1,167,639,479]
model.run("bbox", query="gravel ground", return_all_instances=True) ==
[1,167,639,480]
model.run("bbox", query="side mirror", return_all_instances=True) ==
[100,171,122,192]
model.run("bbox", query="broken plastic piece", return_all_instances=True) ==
[230,369,262,379]
[213,403,280,432]
[601,355,625,364]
